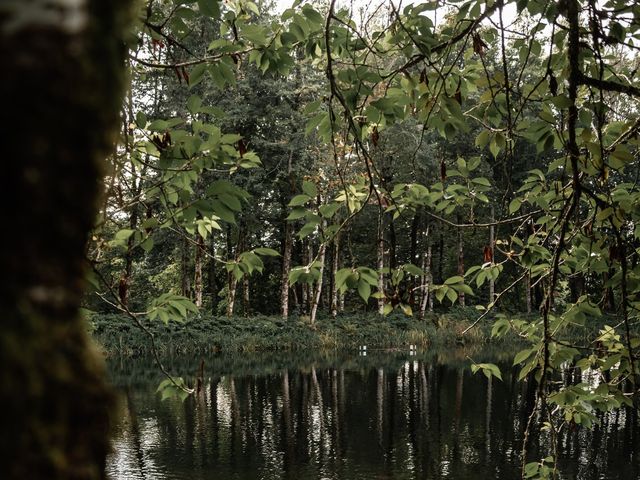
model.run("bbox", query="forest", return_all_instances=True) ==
[2,0,640,479]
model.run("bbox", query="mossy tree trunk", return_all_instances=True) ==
[0,1,129,478]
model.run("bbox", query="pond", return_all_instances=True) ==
[106,348,639,479]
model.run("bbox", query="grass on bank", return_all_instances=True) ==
[90,308,504,356]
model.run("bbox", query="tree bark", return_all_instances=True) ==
[310,223,327,324]
[242,276,250,316]
[409,211,421,307]
[419,226,432,319]
[194,233,204,308]
[280,213,293,319]
[331,233,340,317]
[457,213,465,307]
[489,205,495,303]
[181,233,191,298]
[208,235,219,313]
[226,227,244,317]
[526,271,532,314]
[0,1,129,477]
[377,208,386,315]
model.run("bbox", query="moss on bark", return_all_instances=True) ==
[0,1,130,478]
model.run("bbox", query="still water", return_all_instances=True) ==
[106,348,639,479]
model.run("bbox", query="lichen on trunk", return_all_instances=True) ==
[0,1,130,478]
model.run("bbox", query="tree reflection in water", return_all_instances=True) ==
[107,349,639,480]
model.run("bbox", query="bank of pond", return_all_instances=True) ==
[90,310,525,357]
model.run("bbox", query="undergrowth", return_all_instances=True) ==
[89,310,521,357]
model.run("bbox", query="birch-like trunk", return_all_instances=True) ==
[280,151,294,318]
[310,223,327,324]
[419,227,432,319]
[280,219,293,318]
[242,276,250,316]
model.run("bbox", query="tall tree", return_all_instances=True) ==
[1,0,129,477]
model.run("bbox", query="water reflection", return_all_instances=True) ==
[106,349,639,480]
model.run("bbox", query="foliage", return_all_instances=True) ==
[87,0,640,476]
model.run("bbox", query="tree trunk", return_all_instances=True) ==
[409,211,420,307]
[280,214,293,319]
[377,209,386,315]
[226,227,244,318]
[181,233,191,298]
[280,152,295,319]
[457,214,465,307]
[0,1,128,477]
[437,232,444,284]
[489,205,495,303]
[194,233,204,308]
[526,271,532,314]
[208,235,219,313]
[227,274,237,317]
[242,276,250,316]
[331,233,340,317]
[419,226,432,319]
[310,224,327,324]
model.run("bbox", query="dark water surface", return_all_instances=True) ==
[106,348,639,479]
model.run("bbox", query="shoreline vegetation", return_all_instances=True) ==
[89,308,614,357]
[91,310,501,356]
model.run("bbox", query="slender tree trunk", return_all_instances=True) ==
[331,233,340,317]
[526,271,532,314]
[310,223,327,324]
[280,151,295,319]
[242,276,250,316]
[281,219,293,318]
[489,205,495,303]
[1,1,128,477]
[118,201,139,307]
[389,217,397,270]
[226,226,244,317]
[457,214,465,307]
[409,211,420,307]
[377,209,386,315]
[208,235,219,313]
[227,273,237,317]
[300,239,312,314]
[419,226,432,319]
[181,233,191,298]
[437,232,444,284]
[194,233,204,308]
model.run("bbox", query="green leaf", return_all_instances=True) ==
[187,94,202,114]
[189,64,208,87]
[444,275,464,285]
[471,363,503,381]
[286,207,308,220]
[197,0,220,18]
[513,348,536,365]
[475,130,491,148]
[289,194,311,207]
[135,111,147,128]
[254,247,280,256]
[472,177,491,187]
[357,279,371,302]
[509,198,522,214]
[302,181,318,198]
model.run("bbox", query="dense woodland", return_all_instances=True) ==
[3,0,640,478]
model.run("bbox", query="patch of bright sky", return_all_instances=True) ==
[273,0,519,30]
